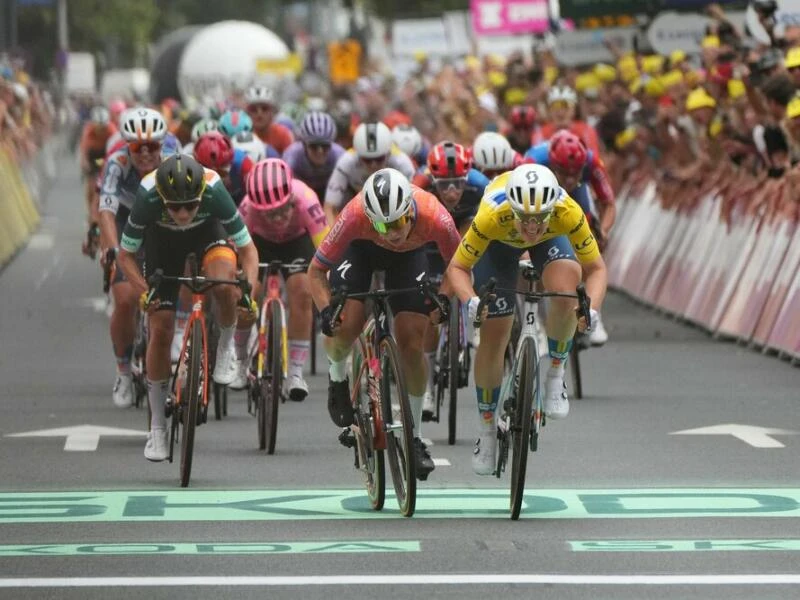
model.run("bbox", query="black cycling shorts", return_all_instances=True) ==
[253,233,315,280]
[327,240,431,316]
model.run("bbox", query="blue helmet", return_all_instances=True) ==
[299,111,337,144]
[218,109,253,138]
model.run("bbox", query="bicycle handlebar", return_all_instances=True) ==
[258,260,309,273]
[146,268,252,307]
[473,278,497,329]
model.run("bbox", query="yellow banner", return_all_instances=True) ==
[328,40,361,85]
[255,54,303,76]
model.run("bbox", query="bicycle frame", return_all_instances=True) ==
[255,262,289,380]
[175,291,210,411]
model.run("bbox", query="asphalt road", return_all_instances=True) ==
[0,158,799,599]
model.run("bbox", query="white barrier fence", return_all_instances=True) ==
[604,182,800,362]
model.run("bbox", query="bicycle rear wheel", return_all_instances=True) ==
[180,318,204,488]
[380,336,416,517]
[259,301,282,454]
[510,337,535,520]
[352,340,385,511]
[447,297,459,446]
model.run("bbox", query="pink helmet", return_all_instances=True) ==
[109,99,127,122]
[246,159,293,209]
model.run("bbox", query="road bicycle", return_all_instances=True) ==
[247,260,307,455]
[474,261,590,520]
[145,254,251,487]
[329,279,446,517]
[430,297,470,445]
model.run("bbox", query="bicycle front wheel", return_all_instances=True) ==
[447,297,460,446]
[260,301,283,454]
[180,318,204,488]
[380,336,416,517]
[510,337,536,520]
[352,339,385,511]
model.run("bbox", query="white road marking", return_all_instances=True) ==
[671,424,798,448]
[34,255,62,291]
[0,574,799,588]
[28,232,55,250]
[6,425,147,452]
[70,296,109,313]
[432,458,451,466]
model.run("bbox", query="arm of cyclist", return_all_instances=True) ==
[323,154,352,224]
[587,153,616,238]
[564,204,608,329]
[96,159,124,259]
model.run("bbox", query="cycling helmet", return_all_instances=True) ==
[232,130,266,163]
[353,122,392,159]
[90,106,110,125]
[306,96,327,112]
[120,107,167,142]
[194,131,235,170]
[299,111,336,143]
[246,159,293,210]
[108,100,127,122]
[218,109,253,137]
[510,105,537,128]
[427,141,470,178]
[548,130,588,175]
[547,86,578,106]
[505,164,560,215]
[244,84,275,106]
[155,154,207,204]
[472,132,514,172]
[362,168,412,223]
[190,118,219,142]
[391,124,423,156]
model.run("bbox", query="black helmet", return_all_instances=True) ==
[155,154,206,203]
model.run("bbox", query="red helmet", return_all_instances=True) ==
[548,130,587,174]
[510,105,537,129]
[427,141,471,178]
[247,158,293,210]
[194,131,234,170]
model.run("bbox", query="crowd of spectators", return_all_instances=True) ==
[0,54,54,162]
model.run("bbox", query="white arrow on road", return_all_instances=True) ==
[6,425,147,451]
[670,424,798,448]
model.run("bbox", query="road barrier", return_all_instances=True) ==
[605,182,800,363]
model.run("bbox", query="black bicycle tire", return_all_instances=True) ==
[447,297,459,446]
[353,342,385,511]
[570,341,583,400]
[310,306,318,376]
[380,336,417,517]
[180,318,203,488]
[213,382,223,420]
[510,337,535,520]
[264,301,282,455]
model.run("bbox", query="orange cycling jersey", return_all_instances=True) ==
[255,123,294,154]
[80,123,117,154]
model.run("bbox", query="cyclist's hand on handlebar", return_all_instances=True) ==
[139,290,160,313]
[427,293,450,325]
[320,304,339,337]
[238,294,258,319]
[468,295,489,326]
[577,308,598,333]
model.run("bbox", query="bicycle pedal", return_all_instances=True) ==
[164,398,174,418]
[338,428,356,449]
[421,410,433,423]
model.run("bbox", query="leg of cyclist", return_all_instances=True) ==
[422,245,444,420]
[145,308,174,462]
[203,243,240,386]
[172,286,192,364]
[285,270,313,401]
[109,280,137,408]
[469,242,521,475]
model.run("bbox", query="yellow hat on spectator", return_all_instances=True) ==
[465,55,481,71]
[686,87,717,111]
[544,66,559,85]
[575,72,601,94]
[659,70,684,89]
[642,55,665,75]
[785,47,800,69]
[413,50,427,63]
[615,126,637,150]
[594,63,617,83]
[629,77,643,95]
[644,77,666,97]
[15,70,30,85]
[618,55,639,82]
[487,71,507,88]
[702,35,720,49]
[670,50,687,65]
[727,78,746,99]
[786,95,800,119]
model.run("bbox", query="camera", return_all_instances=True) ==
[752,0,779,17]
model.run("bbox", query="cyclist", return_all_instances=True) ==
[443,163,607,475]
[413,141,490,419]
[115,154,259,462]
[471,131,525,180]
[194,131,254,205]
[244,85,295,154]
[525,130,615,344]
[232,130,267,165]
[392,124,428,171]
[96,107,168,409]
[505,105,537,155]
[533,85,601,157]
[282,111,345,202]
[181,117,219,157]
[235,158,329,397]
[323,122,416,223]
[308,168,462,481]
[102,100,128,156]
[218,109,253,138]
[79,106,116,256]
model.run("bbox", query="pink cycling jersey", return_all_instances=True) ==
[312,186,461,270]
[239,179,328,246]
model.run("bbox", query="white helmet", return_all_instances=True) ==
[353,122,392,159]
[547,86,578,106]
[90,106,110,125]
[391,124,422,157]
[190,118,218,142]
[244,84,275,106]
[472,132,514,172]
[505,164,561,215]
[362,168,412,224]
[232,130,265,164]
[120,107,167,142]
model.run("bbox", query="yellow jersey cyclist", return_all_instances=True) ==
[444,163,608,475]
[116,154,259,462]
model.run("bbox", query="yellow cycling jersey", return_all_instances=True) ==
[454,171,601,269]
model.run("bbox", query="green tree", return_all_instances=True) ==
[364,0,469,19]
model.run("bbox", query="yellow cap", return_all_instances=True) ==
[728,78,746,99]
[787,95,800,119]
[413,50,427,63]
[487,71,507,88]
[504,87,527,106]
[544,66,559,85]
[642,55,665,75]
[702,35,720,49]
[785,47,800,69]
[709,116,724,138]
[670,50,687,65]
[615,126,637,150]
[594,63,617,83]
[659,70,684,90]
[629,77,643,95]
[575,72,601,93]
[686,87,717,111]
[465,55,481,71]
[644,77,666,97]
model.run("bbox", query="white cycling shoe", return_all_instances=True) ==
[144,428,168,462]
[544,371,569,419]
[287,374,309,402]
[589,312,608,346]
[422,389,436,422]
[213,341,237,385]
[112,374,134,409]
[472,433,497,476]
[229,359,249,391]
